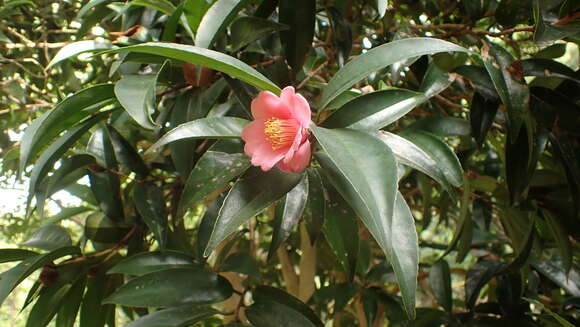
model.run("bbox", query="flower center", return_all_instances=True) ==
[264,118,298,150]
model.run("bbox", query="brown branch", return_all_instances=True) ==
[405,24,534,37]
[553,11,580,25]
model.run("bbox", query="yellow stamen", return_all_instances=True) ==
[264,118,297,150]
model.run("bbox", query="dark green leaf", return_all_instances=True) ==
[320,38,469,108]
[322,184,359,280]
[465,261,506,309]
[134,183,168,249]
[80,272,119,327]
[20,84,115,173]
[279,0,316,75]
[268,175,309,258]
[400,131,463,188]
[21,225,72,251]
[220,252,261,277]
[470,92,500,146]
[107,125,149,177]
[0,249,37,263]
[429,260,452,312]
[407,117,471,137]
[542,209,573,273]
[521,58,580,84]
[130,0,175,15]
[532,258,580,297]
[183,0,212,33]
[230,16,289,51]
[85,212,131,243]
[496,0,532,28]
[252,286,323,327]
[46,40,112,70]
[195,0,244,49]
[303,168,326,243]
[246,301,319,327]
[204,168,303,256]
[311,126,416,318]
[55,276,86,327]
[322,89,426,129]
[326,7,352,67]
[454,65,499,101]
[178,139,250,217]
[108,251,196,276]
[146,117,249,155]
[104,267,233,307]
[107,43,281,94]
[125,305,219,327]
[0,246,80,306]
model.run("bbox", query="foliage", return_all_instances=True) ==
[1,0,580,326]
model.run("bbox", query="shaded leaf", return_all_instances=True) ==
[46,40,112,70]
[429,260,453,312]
[134,183,168,249]
[108,251,196,276]
[279,0,316,75]
[252,286,324,327]
[230,16,288,51]
[21,225,72,251]
[125,305,219,327]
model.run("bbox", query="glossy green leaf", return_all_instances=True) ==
[532,258,580,297]
[0,249,38,263]
[80,272,119,327]
[400,131,463,188]
[521,58,580,84]
[0,246,80,306]
[322,89,426,129]
[429,260,452,312]
[371,131,449,191]
[322,184,359,280]
[311,126,416,318]
[279,0,316,74]
[107,125,149,177]
[319,38,469,108]
[542,209,573,273]
[21,225,72,251]
[419,62,456,98]
[454,65,499,101]
[104,267,233,307]
[27,112,108,214]
[195,0,243,49]
[114,70,162,130]
[204,168,303,256]
[87,125,124,220]
[106,43,281,94]
[196,195,224,260]
[55,276,86,327]
[230,16,289,51]
[465,261,506,309]
[183,0,212,33]
[470,92,500,146]
[252,286,324,327]
[268,175,309,258]
[85,212,131,243]
[178,139,250,216]
[134,183,168,248]
[246,301,319,327]
[20,84,115,174]
[125,305,219,327]
[108,251,196,276]
[146,117,249,155]
[46,40,112,70]
[130,0,175,15]
[482,40,531,142]
[304,168,326,243]
[407,117,471,137]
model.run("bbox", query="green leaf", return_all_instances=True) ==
[481,40,532,143]
[146,117,249,155]
[87,125,124,220]
[429,260,452,312]
[523,298,576,327]
[106,43,281,94]
[230,16,289,51]
[496,0,532,28]
[419,61,456,98]
[107,125,149,177]
[114,66,165,130]
[130,0,176,15]
[134,183,168,249]
[195,0,244,49]
[407,117,471,137]
[470,92,500,146]
[371,131,450,191]
[279,0,316,75]
[326,7,352,67]
[46,40,112,70]
[20,84,115,174]
[21,225,72,251]
[178,139,250,216]
[400,131,463,188]
[246,301,320,327]
[0,249,38,263]
[108,251,196,276]
[542,209,573,273]
[319,38,470,108]
[268,175,309,258]
[322,184,359,280]
[125,305,219,327]
[55,276,86,327]
[27,112,108,214]
[322,89,426,129]
[532,257,580,297]
[161,3,184,42]
[204,168,303,256]
[252,286,324,327]
[80,272,119,327]
[220,252,261,277]
[311,126,416,318]
[304,168,326,243]
[0,246,81,306]
[183,0,212,33]
[104,267,233,307]
[465,261,506,309]
[85,212,131,243]
[521,58,580,84]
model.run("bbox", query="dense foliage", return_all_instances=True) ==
[1,0,580,326]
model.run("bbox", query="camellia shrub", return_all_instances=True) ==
[0,0,579,326]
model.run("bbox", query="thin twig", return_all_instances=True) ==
[297,61,328,89]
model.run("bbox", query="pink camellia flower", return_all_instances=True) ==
[241,86,312,173]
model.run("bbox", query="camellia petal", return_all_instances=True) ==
[242,86,312,173]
